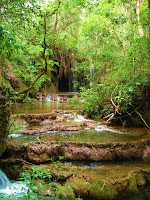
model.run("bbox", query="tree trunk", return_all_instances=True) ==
[136,0,144,37]
[0,88,10,156]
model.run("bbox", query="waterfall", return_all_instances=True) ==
[89,63,94,87]
[39,94,43,101]
[69,64,77,92]
[0,169,29,198]
[72,73,77,92]
[0,169,10,187]
[56,94,60,102]
[46,94,52,101]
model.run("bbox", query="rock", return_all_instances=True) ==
[1,140,149,164]
[18,112,57,125]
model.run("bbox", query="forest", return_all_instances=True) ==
[0,0,150,199]
[1,0,150,122]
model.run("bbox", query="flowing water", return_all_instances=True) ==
[0,170,60,199]
[4,101,150,199]
[0,169,30,198]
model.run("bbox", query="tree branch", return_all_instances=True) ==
[47,0,61,17]
[135,110,150,130]
[16,70,45,95]
[15,1,61,96]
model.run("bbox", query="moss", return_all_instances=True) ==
[136,173,146,186]
[90,179,118,200]
[67,175,91,198]
[127,186,150,200]
[128,173,138,193]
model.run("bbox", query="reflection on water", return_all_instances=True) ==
[11,101,72,114]
[8,101,150,200]
[64,159,150,178]
[8,128,148,146]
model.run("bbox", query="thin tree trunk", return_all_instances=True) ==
[136,0,144,37]
[148,0,150,37]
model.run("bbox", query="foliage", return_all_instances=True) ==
[80,85,111,119]
[19,165,82,200]
[0,0,150,120]
[73,0,150,121]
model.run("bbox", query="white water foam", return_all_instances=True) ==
[8,134,24,139]
[0,170,29,198]
[0,182,29,197]
[56,94,60,102]
[46,95,52,102]
[39,95,43,101]
[73,114,89,122]
[95,125,123,133]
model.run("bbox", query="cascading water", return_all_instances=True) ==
[46,95,52,102]
[56,94,60,102]
[39,94,43,101]
[0,169,29,198]
[89,63,95,87]
[0,170,59,199]
[0,169,10,187]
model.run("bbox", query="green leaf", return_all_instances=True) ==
[55,190,60,198]
[136,82,141,85]
[45,49,49,56]
[48,60,54,66]
[35,62,41,66]
[54,61,60,66]
[47,65,53,70]
[31,186,38,191]
[97,84,105,87]
[128,86,134,92]
[41,58,45,64]
[49,49,53,56]
[44,74,51,81]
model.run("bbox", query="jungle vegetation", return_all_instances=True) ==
[0,0,150,125]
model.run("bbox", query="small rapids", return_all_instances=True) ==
[0,169,29,199]
[0,170,59,199]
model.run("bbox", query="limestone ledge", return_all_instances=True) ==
[1,139,150,164]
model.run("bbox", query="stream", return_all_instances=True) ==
[1,100,150,199]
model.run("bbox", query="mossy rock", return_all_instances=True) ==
[67,175,91,198]
[90,179,118,200]
[127,173,139,193]
[136,173,146,186]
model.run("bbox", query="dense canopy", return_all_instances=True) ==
[0,0,150,123]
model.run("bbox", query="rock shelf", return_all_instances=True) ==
[1,139,150,164]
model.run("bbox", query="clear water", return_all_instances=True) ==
[8,127,149,146]
[8,102,150,199]
[11,101,72,114]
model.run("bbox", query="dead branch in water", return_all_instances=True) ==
[104,92,121,122]
[135,110,150,130]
